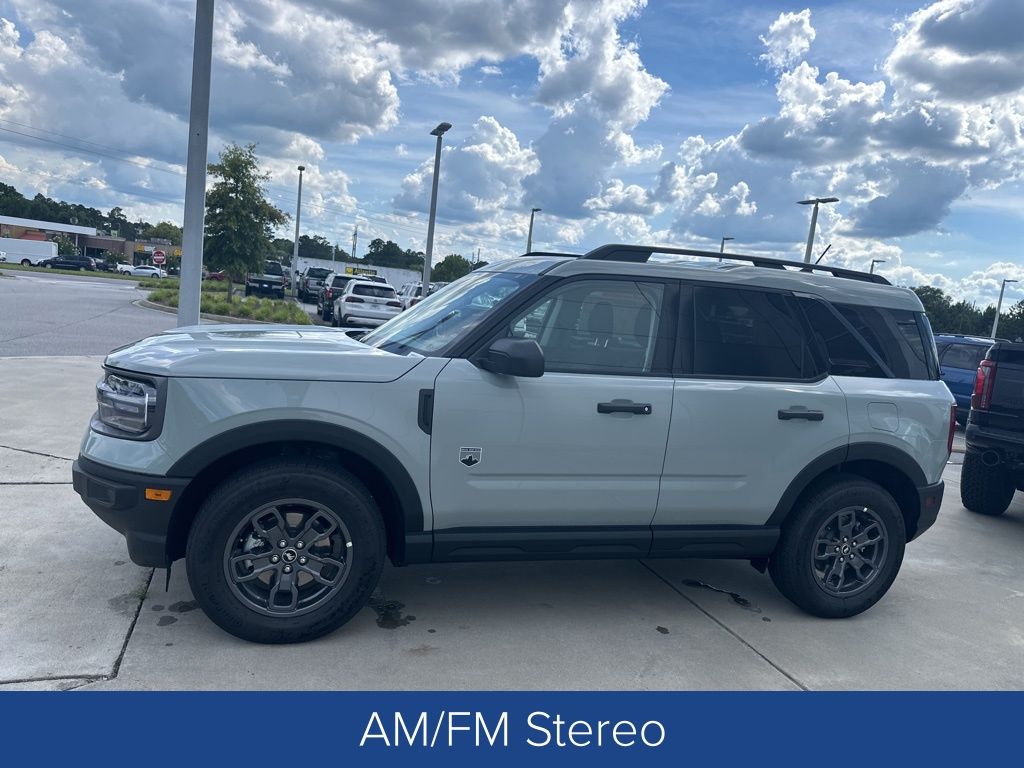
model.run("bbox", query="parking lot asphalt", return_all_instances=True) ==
[1,353,1020,691]
[0,269,180,356]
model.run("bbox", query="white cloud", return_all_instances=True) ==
[759,9,817,71]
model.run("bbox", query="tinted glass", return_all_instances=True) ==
[307,268,330,278]
[942,343,986,370]
[264,262,283,275]
[693,287,818,379]
[835,304,931,379]
[504,279,666,375]
[798,299,885,377]
[353,284,397,298]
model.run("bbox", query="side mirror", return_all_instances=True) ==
[477,338,544,377]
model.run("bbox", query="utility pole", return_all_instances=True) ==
[798,197,839,263]
[992,278,1018,338]
[526,207,541,253]
[351,223,358,261]
[177,0,214,327]
[290,165,304,296]
[422,122,451,290]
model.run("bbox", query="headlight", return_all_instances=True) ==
[96,373,158,435]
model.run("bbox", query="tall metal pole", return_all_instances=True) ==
[992,279,1018,338]
[290,165,304,296]
[803,202,819,263]
[718,235,733,262]
[177,0,214,327]
[422,122,451,290]
[526,207,541,253]
[869,259,886,274]
[351,223,358,261]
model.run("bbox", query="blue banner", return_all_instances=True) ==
[2,692,1019,765]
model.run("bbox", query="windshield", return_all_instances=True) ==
[353,284,397,299]
[306,268,330,278]
[362,270,538,355]
[264,261,284,275]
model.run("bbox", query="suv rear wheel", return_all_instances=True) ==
[960,451,1014,516]
[186,458,385,643]
[769,474,906,618]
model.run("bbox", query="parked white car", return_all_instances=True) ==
[117,263,134,275]
[131,265,167,278]
[332,280,402,327]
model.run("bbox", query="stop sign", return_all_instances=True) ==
[152,250,166,265]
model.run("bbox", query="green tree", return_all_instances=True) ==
[204,143,288,300]
[298,234,334,261]
[432,253,473,282]
[54,234,77,255]
[141,221,183,244]
[362,238,424,270]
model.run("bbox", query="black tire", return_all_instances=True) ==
[331,311,339,327]
[185,458,386,644]
[769,474,906,618]
[21,259,31,267]
[961,451,1014,516]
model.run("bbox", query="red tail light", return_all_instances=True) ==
[947,404,957,457]
[386,300,401,307]
[325,289,333,300]
[972,359,997,411]
[345,296,365,303]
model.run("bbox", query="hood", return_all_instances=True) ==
[105,324,421,382]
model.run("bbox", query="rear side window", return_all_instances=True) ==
[353,284,397,298]
[692,287,820,379]
[834,304,932,380]
[941,343,986,371]
[798,299,886,378]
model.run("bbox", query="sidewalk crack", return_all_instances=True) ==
[0,444,74,462]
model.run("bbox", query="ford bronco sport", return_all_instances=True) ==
[73,244,955,643]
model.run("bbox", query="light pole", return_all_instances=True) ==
[290,165,304,297]
[526,207,542,253]
[422,122,451,292]
[992,278,1018,338]
[718,235,733,262]
[869,259,886,274]
[177,0,214,327]
[798,197,839,263]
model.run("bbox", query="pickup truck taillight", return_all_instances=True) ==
[325,288,333,300]
[972,359,997,411]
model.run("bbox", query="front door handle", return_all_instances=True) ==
[598,400,652,415]
[778,408,824,421]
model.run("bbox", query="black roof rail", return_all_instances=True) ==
[522,250,580,258]
[580,244,891,285]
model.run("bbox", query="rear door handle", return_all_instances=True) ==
[778,408,824,421]
[598,400,652,415]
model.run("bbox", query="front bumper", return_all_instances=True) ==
[911,480,944,541]
[72,456,190,567]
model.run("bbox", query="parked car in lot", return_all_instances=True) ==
[0,236,57,266]
[39,254,97,271]
[131,265,167,278]
[116,263,134,275]
[331,280,402,327]
[935,334,1004,425]
[204,269,228,281]
[397,281,447,310]
[73,243,954,643]
[316,272,367,322]
[961,341,1024,517]
[298,267,332,302]
[245,260,286,299]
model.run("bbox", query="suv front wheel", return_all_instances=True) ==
[186,457,386,643]
[769,474,906,618]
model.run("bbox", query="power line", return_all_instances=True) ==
[0,124,184,176]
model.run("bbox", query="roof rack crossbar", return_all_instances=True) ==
[580,244,890,285]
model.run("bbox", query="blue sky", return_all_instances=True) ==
[0,0,1022,305]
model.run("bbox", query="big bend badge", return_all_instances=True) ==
[459,447,482,467]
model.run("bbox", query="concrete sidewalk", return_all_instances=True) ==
[2,356,1023,690]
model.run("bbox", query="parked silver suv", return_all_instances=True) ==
[73,244,955,643]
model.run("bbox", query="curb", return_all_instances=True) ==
[134,298,272,325]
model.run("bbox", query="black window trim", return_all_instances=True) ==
[457,273,680,378]
[673,280,828,384]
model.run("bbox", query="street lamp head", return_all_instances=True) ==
[430,122,452,136]
[532,207,542,213]
[297,165,305,172]
[722,236,734,242]
[798,197,839,205]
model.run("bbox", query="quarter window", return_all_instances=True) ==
[798,298,886,378]
[834,304,932,380]
[504,280,667,375]
[692,287,818,379]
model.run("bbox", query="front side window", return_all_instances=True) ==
[501,279,667,375]
[693,286,819,379]
[362,270,538,356]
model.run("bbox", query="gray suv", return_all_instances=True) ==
[73,244,955,643]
